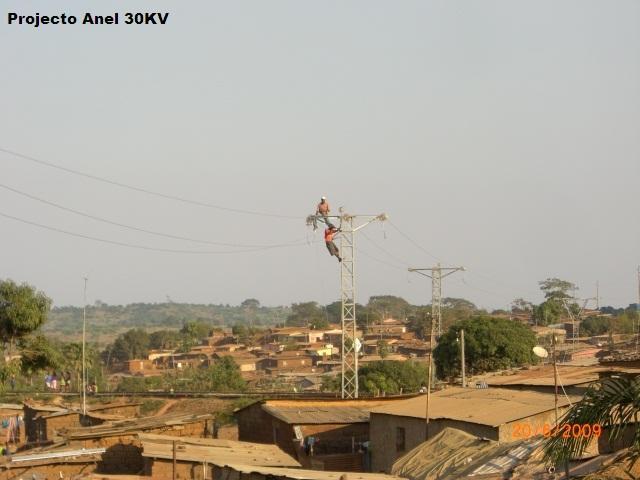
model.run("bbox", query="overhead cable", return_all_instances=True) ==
[0,147,299,219]
[0,211,310,254]
[387,220,442,262]
[0,182,307,249]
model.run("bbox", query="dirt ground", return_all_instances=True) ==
[162,397,232,416]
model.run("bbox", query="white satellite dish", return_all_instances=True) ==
[533,346,549,358]
[354,338,362,353]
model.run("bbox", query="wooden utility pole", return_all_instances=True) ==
[172,440,177,480]
[425,312,434,440]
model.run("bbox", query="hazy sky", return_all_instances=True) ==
[2,1,639,311]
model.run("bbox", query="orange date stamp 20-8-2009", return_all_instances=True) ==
[512,423,602,439]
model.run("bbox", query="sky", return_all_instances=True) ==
[1,1,639,311]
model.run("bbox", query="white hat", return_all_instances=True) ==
[321,196,327,200]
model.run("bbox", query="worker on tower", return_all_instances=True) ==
[324,225,342,262]
[314,196,334,230]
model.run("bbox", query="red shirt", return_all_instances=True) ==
[324,228,336,242]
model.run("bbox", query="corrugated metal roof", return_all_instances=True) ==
[371,387,581,427]
[10,448,106,463]
[63,412,215,439]
[140,433,300,468]
[264,404,371,424]
[222,463,405,479]
[260,398,402,425]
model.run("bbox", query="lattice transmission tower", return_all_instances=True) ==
[408,264,465,337]
[307,210,387,398]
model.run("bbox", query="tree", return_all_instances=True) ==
[544,377,640,467]
[406,307,431,340]
[287,302,326,328]
[533,278,578,325]
[377,339,391,358]
[359,361,427,395]
[367,296,410,319]
[192,357,246,392]
[109,328,150,362]
[241,298,260,309]
[0,280,51,352]
[149,330,182,350]
[433,315,537,379]
[511,298,533,313]
[539,278,577,301]
[19,335,61,375]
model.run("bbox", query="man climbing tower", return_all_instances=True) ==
[324,225,342,262]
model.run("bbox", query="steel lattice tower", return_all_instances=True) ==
[408,264,465,337]
[340,215,358,398]
[307,210,386,398]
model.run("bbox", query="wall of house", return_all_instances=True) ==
[150,458,213,480]
[0,460,97,480]
[236,403,276,446]
[370,407,573,473]
[46,413,82,440]
[370,413,428,473]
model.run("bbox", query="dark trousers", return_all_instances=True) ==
[326,241,339,257]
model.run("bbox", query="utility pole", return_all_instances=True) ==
[596,281,600,310]
[307,210,387,399]
[460,329,466,388]
[425,311,434,441]
[408,264,465,337]
[82,277,88,415]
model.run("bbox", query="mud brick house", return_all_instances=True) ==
[212,351,258,372]
[23,403,80,445]
[369,387,581,473]
[61,412,216,474]
[0,447,105,480]
[0,403,25,444]
[140,433,300,480]
[23,402,142,444]
[235,397,408,472]
[126,359,154,373]
[260,353,314,372]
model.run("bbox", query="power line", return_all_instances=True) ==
[0,210,310,255]
[0,147,299,219]
[387,220,442,262]
[354,246,406,271]
[0,182,307,249]
[359,230,411,267]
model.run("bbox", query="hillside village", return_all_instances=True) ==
[0,292,639,479]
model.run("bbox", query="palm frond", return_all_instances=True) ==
[544,377,640,465]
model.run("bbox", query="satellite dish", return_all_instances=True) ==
[354,338,362,353]
[533,346,549,358]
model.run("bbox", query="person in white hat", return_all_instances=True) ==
[314,196,334,229]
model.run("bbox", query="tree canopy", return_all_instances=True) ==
[286,302,329,329]
[533,278,578,325]
[359,360,427,395]
[0,280,51,349]
[109,328,150,362]
[433,315,537,379]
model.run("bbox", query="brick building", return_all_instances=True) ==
[369,387,581,472]
[235,397,407,472]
